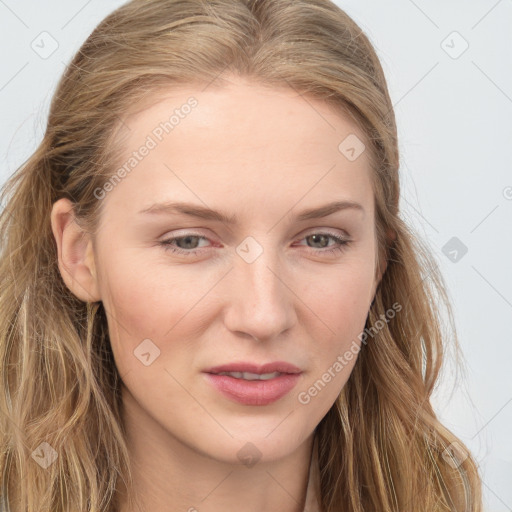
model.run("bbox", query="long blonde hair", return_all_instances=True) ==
[0,0,482,510]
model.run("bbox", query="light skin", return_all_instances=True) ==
[51,75,386,512]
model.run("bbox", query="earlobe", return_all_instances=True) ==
[50,198,101,303]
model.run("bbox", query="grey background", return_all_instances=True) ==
[0,1,511,510]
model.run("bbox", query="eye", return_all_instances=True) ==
[159,233,211,256]
[159,230,351,257]
[294,231,352,256]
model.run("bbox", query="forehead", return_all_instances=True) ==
[101,76,374,223]
[123,76,367,147]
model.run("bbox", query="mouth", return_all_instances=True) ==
[212,370,284,381]
[203,361,303,406]
[204,360,302,376]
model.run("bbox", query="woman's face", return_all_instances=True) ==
[86,76,381,463]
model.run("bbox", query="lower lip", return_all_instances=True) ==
[204,372,301,405]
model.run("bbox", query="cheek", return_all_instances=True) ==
[303,258,375,335]
[96,247,230,384]
[297,252,375,388]
[295,272,371,414]
[331,279,372,337]
[96,250,198,367]
[311,280,370,375]
[98,247,199,329]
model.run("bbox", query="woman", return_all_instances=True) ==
[0,0,483,510]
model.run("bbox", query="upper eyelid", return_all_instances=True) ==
[164,228,348,238]
[164,225,350,237]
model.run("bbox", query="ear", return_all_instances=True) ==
[50,198,101,303]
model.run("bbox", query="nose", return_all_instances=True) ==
[222,248,297,342]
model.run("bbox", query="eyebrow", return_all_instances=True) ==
[138,199,364,223]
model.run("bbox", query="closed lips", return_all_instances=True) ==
[204,360,302,376]
[216,371,282,380]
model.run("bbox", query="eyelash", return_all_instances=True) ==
[158,231,351,257]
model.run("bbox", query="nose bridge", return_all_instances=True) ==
[226,240,295,340]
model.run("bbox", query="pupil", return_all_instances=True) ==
[181,236,198,249]
[310,234,328,248]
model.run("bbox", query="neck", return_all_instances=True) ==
[116,385,317,512]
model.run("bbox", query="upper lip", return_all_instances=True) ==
[204,361,302,375]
